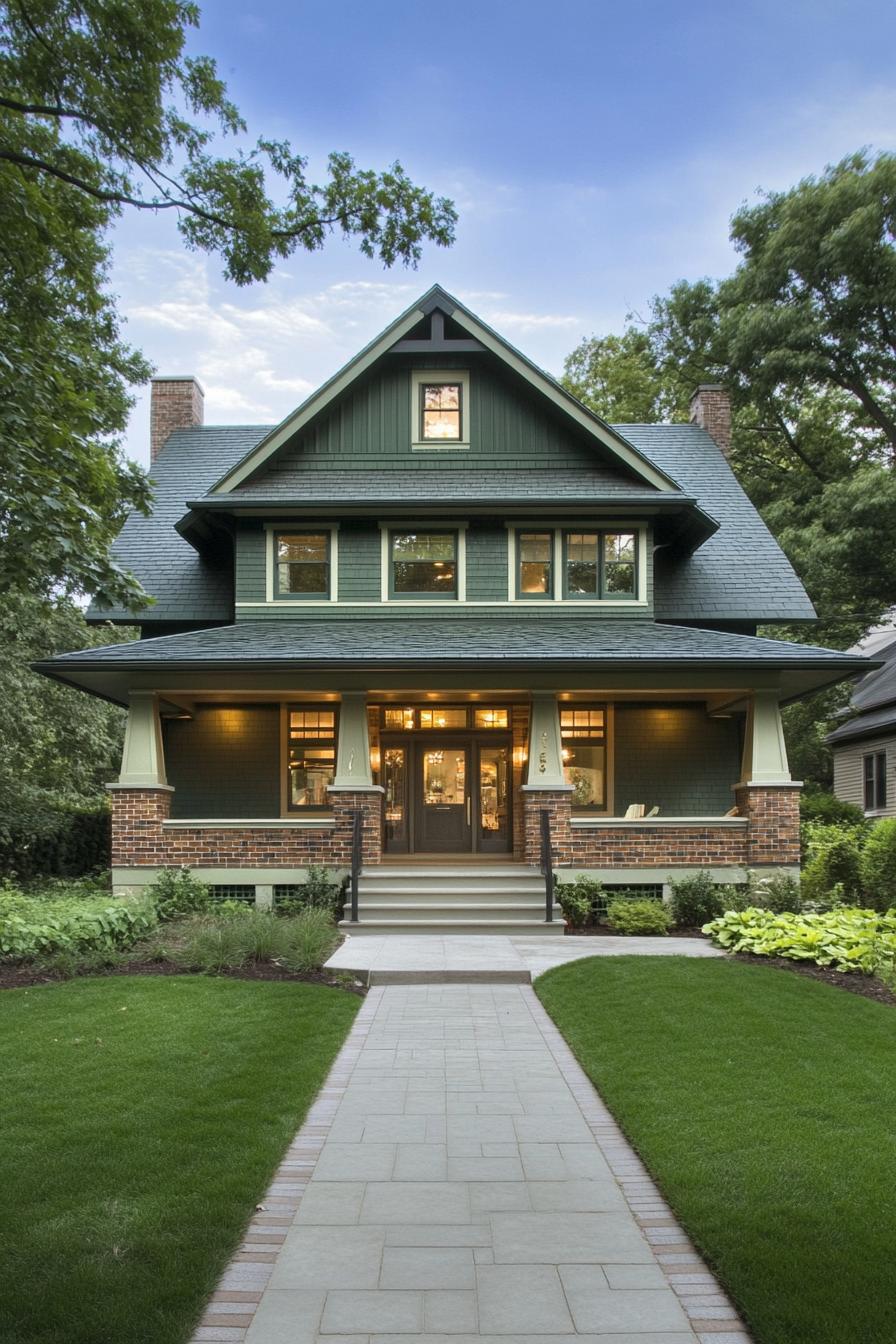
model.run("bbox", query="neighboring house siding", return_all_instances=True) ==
[613,704,741,816]
[832,736,896,818]
[164,704,280,817]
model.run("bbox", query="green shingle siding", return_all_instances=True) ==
[613,703,741,816]
[465,527,508,602]
[338,523,381,601]
[164,704,280,817]
[235,523,265,602]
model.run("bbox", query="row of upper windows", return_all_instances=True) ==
[270,528,641,602]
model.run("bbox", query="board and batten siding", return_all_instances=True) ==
[832,735,896,818]
[251,359,628,473]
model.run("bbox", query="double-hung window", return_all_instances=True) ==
[517,532,554,597]
[863,751,887,811]
[420,383,462,441]
[390,531,457,598]
[563,531,637,599]
[286,707,337,810]
[275,532,330,599]
[560,707,607,811]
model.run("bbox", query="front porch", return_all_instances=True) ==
[106,685,801,910]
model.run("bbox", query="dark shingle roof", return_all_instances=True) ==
[90,420,814,626]
[825,636,896,746]
[47,617,867,669]
[615,424,816,622]
[89,426,268,624]
[197,467,676,505]
[826,702,896,746]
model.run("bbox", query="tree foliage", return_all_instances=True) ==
[0,0,457,606]
[562,150,896,643]
[0,593,132,810]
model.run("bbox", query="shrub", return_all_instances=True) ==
[748,872,803,914]
[277,865,345,919]
[0,801,110,880]
[669,871,725,927]
[860,819,896,912]
[800,791,865,828]
[607,898,672,936]
[169,913,256,973]
[703,906,896,973]
[801,823,865,905]
[280,908,340,971]
[148,868,211,922]
[0,889,157,961]
[557,883,593,928]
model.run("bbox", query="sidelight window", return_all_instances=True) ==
[560,706,607,811]
[286,707,336,810]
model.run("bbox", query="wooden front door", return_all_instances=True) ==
[414,740,471,853]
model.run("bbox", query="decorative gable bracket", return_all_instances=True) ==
[389,308,486,355]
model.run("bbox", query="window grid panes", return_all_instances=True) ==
[421,382,462,440]
[383,707,416,731]
[864,751,887,810]
[473,708,509,729]
[287,707,336,810]
[561,531,637,599]
[391,531,457,598]
[275,532,330,598]
[379,706,510,732]
[560,706,607,811]
[518,532,553,597]
[419,708,467,730]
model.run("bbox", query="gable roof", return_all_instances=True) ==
[210,285,679,496]
[825,634,896,747]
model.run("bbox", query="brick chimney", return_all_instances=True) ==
[150,376,204,461]
[689,384,731,458]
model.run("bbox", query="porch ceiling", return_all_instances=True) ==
[35,618,876,707]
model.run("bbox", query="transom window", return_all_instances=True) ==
[518,532,554,597]
[381,705,509,731]
[275,532,330,599]
[420,382,462,440]
[286,708,337,810]
[864,751,887,811]
[391,531,457,598]
[561,706,607,811]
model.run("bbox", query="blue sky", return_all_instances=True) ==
[111,0,896,465]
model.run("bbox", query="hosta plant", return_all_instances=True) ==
[703,906,896,974]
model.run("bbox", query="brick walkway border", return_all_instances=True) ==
[190,984,752,1342]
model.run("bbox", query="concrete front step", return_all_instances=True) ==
[338,917,566,935]
[359,874,544,894]
[354,886,549,903]
[344,902,562,921]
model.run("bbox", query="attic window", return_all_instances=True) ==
[421,383,462,440]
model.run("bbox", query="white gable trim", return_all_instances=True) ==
[211,287,680,496]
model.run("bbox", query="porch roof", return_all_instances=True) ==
[36,618,874,706]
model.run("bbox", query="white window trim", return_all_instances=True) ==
[380,523,467,602]
[264,523,339,604]
[506,524,648,606]
[411,368,470,450]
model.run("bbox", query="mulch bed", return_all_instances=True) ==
[732,952,896,1006]
[0,959,367,994]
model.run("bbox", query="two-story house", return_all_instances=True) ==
[38,286,870,931]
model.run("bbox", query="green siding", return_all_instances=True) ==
[613,703,741,816]
[235,523,265,602]
[165,704,280,817]
[338,522,381,601]
[465,526,508,601]
[260,359,614,472]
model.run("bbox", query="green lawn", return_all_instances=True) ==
[536,957,896,1344]
[0,975,359,1344]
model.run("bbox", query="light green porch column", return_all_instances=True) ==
[739,691,791,784]
[524,693,570,789]
[115,692,170,788]
[333,692,375,788]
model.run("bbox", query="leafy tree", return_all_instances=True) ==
[0,594,132,809]
[562,329,676,423]
[0,0,457,606]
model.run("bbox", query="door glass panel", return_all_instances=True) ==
[383,747,407,847]
[479,746,510,847]
[422,748,466,804]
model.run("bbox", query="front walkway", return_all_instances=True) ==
[194,984,749,1343]
[326,934,723,982]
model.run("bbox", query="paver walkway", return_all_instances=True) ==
[326,935,722,983]
[195,985,749,1343]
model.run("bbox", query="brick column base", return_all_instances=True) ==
[734,784,802,867]
[330,790,384,866]
[522,789,572,867]
[109,786,173,866]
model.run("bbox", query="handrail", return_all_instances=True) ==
[349,808,362,923]
[539,808,554,922]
